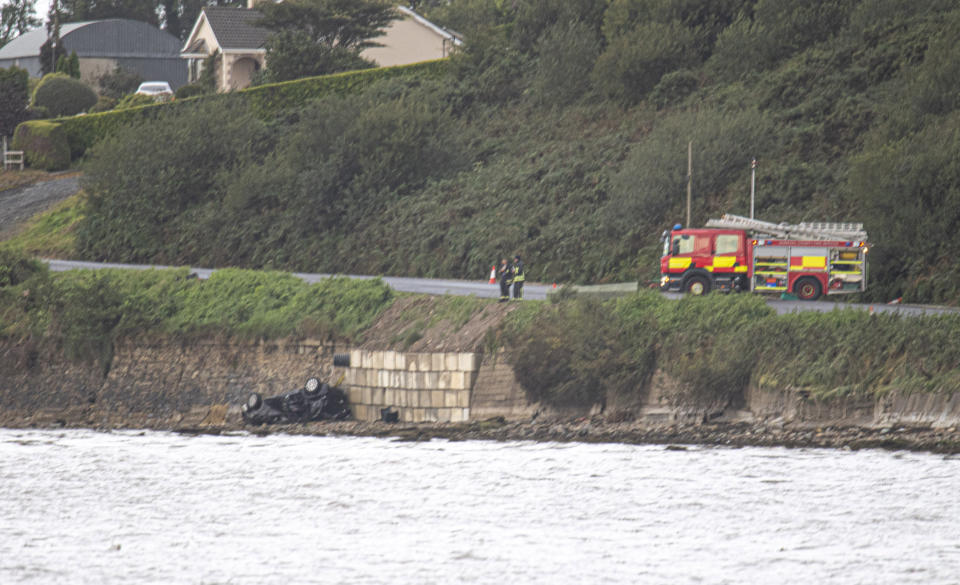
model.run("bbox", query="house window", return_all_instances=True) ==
[189,58,202,83]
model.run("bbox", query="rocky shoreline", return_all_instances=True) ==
[252,418,960,454]
[9,415,955,455]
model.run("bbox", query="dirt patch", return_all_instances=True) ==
[359,295,521,353]
[0,174,81,240]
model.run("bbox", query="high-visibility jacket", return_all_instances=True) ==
[512,260,525,282]
[500,264,513,286]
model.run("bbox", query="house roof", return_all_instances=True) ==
[0,19,182,59]
[201,6,270,51]
[0,22,88,59]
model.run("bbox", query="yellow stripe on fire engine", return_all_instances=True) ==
[800,256,827,270]
[668,257,692,270]
[711,257,737,268]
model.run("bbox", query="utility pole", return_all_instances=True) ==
[50,0,61,74]
[750,158,757,219]
[686,140,692,228]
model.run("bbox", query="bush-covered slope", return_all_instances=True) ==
[67,0,960,304]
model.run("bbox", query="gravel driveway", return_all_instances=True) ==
[0,176,81,239]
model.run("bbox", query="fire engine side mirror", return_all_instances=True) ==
[671,240,680,256]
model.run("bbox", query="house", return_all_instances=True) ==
[180,5,269,91]
[180,1,461,92]
[0,19,187,89]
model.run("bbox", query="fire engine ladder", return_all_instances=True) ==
[704,214,868,241]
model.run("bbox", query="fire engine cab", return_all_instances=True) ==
[659,214,869,301]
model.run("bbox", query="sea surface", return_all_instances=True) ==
[1,429,957,585]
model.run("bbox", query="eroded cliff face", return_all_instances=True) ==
[1,337,958,431]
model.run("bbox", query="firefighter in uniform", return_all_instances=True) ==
[498,258,512,302]
[511,254,525,300]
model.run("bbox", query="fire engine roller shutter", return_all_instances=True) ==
[788,247,828,271]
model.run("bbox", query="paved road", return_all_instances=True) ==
[43,259,957,316]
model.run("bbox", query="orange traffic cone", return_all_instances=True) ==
[489,266,496,284]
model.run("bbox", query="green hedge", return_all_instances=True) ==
[12,120,71,171]
[231,59,448,118]
[42,59,448,161]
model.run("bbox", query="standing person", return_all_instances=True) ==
[511,254,525,300]
[498,258,512,302]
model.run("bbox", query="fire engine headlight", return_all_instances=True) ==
[660,276,670,286]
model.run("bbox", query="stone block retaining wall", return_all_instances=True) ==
[344,349,479,422]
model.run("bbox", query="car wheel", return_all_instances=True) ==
[246,392,262,410]
[794,277,822,301]
[304,377,320,396]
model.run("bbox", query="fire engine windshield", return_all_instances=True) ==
[671,235,695,255]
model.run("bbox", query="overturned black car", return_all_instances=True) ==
[241,377,351,425]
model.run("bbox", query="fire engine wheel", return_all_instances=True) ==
[794,277,823,301]
[684,275,710,296]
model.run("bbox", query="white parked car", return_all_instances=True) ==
[135,81,174,101]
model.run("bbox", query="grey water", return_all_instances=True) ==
[0,429,957,585]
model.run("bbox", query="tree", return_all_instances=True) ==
[98,65,142,99]
[169,0,244,40]
[0,65,29,137]
[39,37,67,76]
[49,0,160,26]
[56,50,80,77]
[1,0,39,47]
[257,0,397,49]
[256,0,398,82]
[262,29,374,82]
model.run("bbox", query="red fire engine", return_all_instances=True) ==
[659,214,869,301]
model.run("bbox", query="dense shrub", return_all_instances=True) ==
[174,83,207,99]
[0,66,30,138]
[77,100,269,263]
[12,120,71,171]
[504,295,658,409]
[31,73,97,117]
[502,290,960,410]
[527,20,601,106]
[650,69,698,109]
[88,96,117,113]
[114,93,156,110]
[76,79,475,269]
[593,20,700,103]
[0,248,47,288]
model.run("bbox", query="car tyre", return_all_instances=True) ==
[304,377,321,396]
[246,392,262,411]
